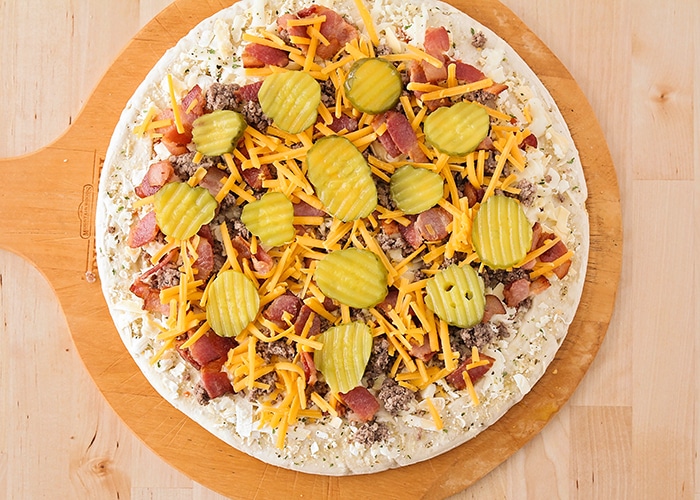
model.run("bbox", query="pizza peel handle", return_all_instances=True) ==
[0,0,622,498]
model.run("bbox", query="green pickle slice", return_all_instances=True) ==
[314,322,373,394]
[258,71,321,134]
[390,165,444,214]
[472,195,533,269]
[314,248,388,309]
[425,264,485,328]
[192,109,247,156]
[344,58,403,114]
[240,192,295,247]
[423,101,490,156]
[153,182,217,240]
[306,136,377,221]
[206,270,260,338]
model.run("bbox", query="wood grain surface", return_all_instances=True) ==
[0,0,695,499]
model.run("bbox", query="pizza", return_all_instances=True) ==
[95,0,589,475]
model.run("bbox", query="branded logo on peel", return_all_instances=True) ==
[79,184,94,239]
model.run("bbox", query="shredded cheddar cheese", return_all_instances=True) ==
[167,74,185,134]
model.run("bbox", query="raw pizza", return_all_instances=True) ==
[96,0,589,475]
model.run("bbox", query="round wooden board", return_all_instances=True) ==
[0,0,621,498]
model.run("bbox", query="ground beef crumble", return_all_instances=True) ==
[378,378,414,415]
[363,337,391,383]
[375,180,396,211]
[222,207,250,240]
[194,384,210,405]
[247,371,278,402]
[241,100,271,132]
[353,419,389,446]
[464,89,497,109]
[516,178,537,207]
[256,339,296,362]
[471,31,487,49]
[170,152,219,179]
[205,82,242,112]
[319,78,336,108]
[480,267,530,289]
[147,263,180,289]
[458,322,509,350]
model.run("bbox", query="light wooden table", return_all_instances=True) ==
[0,0,695,498]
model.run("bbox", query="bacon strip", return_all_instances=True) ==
[200,361,233,399]
[129,250,178,315]
[327,114,359,133]
[155,85,205,155]
[242,43,289,68]
[373,111,428,162]
[372,112,402,158]
[300,351,317,386]
[529,275,551,296]
[280,5,359,60]
[453,60,487,83]
[482,294,506,323]
[135,160,176,198]
[503,278,531,308]
[263,293,302,329]
[415,207,452,242]
[188,331,237,368]
[446,354,495,390]
[127,211,159,248]
[293,200,326,218]
[236,81,264,102]
[398,217,423,250]
[340,386,379,422]
[193,235,215,281]
[230,235,274,274]
[198,167,227,198]
[409,334,436,362]
[420,27,449,82]
[293,304,321,337]
[424,27,450,56]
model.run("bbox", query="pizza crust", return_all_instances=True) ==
[96,0,588,475]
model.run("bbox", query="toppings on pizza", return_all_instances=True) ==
[192,109,247,156]
[206,270,261,338]
[389,164,444,214]
[344,58,403,114]
[425,264,485,329]
[306,136,378,220]
[153,182,217,240]
[315,321,373,394]
[240,191,296,246]
[98,0,586,469]
[314,248,389,309]
[472,194,534,269]
[258,70,321,133]
[423,101,490,155]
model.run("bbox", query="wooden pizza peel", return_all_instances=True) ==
[0,0,622,497]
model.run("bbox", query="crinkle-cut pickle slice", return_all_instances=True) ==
[314,322,373,394]
[240,192,295,247]
[390,165,444,214]
[258,70,321,134]
[472,195,533,269]
[306,136,377,221]
[153,182,217,240]
[344,58,403,114]
[423,101,490,156]
[206,270,260,338]
[314,248,388,309]
[425,264,485,328]
[192,109,247,156]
